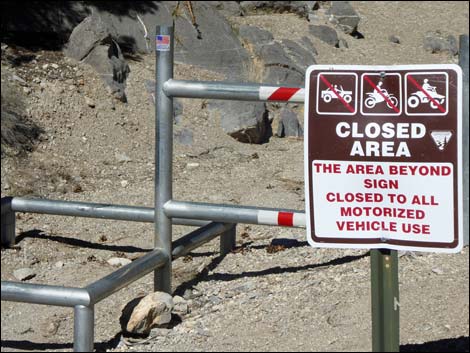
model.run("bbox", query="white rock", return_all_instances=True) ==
[13,268,36,281]
[173,295,189,315]
[85,97,95,108]
[120,180,129,188]
[42,64,49,70]
[126,292,174,334]
[186,162,200,169]
[54,261,64,268]
[107,257,132,267]
[51,63,59,69]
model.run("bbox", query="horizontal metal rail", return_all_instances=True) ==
[163,79,305,103]
[1,282,90,307]
[172,222,233,259]
[86,249,168,304]
[164,200,306,228]
[8,197,208,226]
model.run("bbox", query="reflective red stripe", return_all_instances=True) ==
[267,87,300,101]
[277,212,294,227]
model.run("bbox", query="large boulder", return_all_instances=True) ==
[326,1,361,35]
[209,101,271,144]
[309,25,340,47]
[423,31,458,55]
[239,1,317,18]
[276,107,303,138]
[64,14,130,101]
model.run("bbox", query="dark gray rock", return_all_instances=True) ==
[209,1,243,16]
[276,107,303,138]
[280,39,316,71]
[300,36,319,56]
[326,1,360,35]
[64,14,130,101]
[423,31,458,55]
[173,2,250,79]
[209,101,271,144]
[309,25,339,47]
[389,35,401,44]
[239,25,274,46]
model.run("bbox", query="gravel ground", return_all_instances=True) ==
[1,1,469,352]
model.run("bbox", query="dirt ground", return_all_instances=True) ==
[1,1,469,352]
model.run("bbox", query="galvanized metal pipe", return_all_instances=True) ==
[86,249,168,304]
[172,222,233,259]
[460,34,469,246]
[8,197,207,226]
[164,200,306,228]
[164,79,305,103]
[154,24,174,293]
[1,281,90,307]
[74,305,94,352]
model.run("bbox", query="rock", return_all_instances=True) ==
[300,36,319,56]
[54,261,64,268]
[115,152,132,163]
[13,268,36,281]
[41,318,61,337]
[327,1,361,35]
[50,63,59,69]
[209,1,243,16]
[12,74,27,86]
[173,296,189,315]
[173,2,250,79]
[85,97,95,108]
[42,64,49,70]
[276,107,303,138]
[338,38,349,49]
[309,25,339,47]
[209,101,271,144]
[126,292,174,335]
[23,87,32,95]
[280,39,317,70]
[423,31,458,55]
[175,129,193,146]
[186,162,200,169]
[64,14,130,101]
[120,180,129,188]
[432,268,444,275]
[389,35,401,44]
[239,25,274,46]
[107,257,132,267]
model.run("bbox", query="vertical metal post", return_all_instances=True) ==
[220,224,236,256]
[371,249,400,352]
[154,24,174,293]
[1,197,16,247]
[73,305,94,352]
[459,34,469,246]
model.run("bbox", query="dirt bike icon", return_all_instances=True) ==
[407,79,445,109]
[364,84,399,109]
[321,85,353,103]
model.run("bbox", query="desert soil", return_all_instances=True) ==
[1,1,469,352]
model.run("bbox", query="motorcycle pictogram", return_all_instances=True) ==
[407,79,445,109]
[364,82,399,109]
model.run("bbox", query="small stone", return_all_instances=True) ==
[12,74,27,86]
[54,261,64,268]
[51,63,59,69]
[13,268,36,281]
[389,35,401,44]
[115,153,132,163]
[85,97,95,108]
[173,296,189,315]
[107,257,132,267]
[432,268,444,275]
[120,180,129,188]
[23,87,32,95]
[42,64,49,70]
[126,292,174,334]
[41,319,61,337]
[186,162,200,169]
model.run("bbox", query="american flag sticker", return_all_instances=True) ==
[156,35,170,51]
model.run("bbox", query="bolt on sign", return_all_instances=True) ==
[304,65,463,253]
